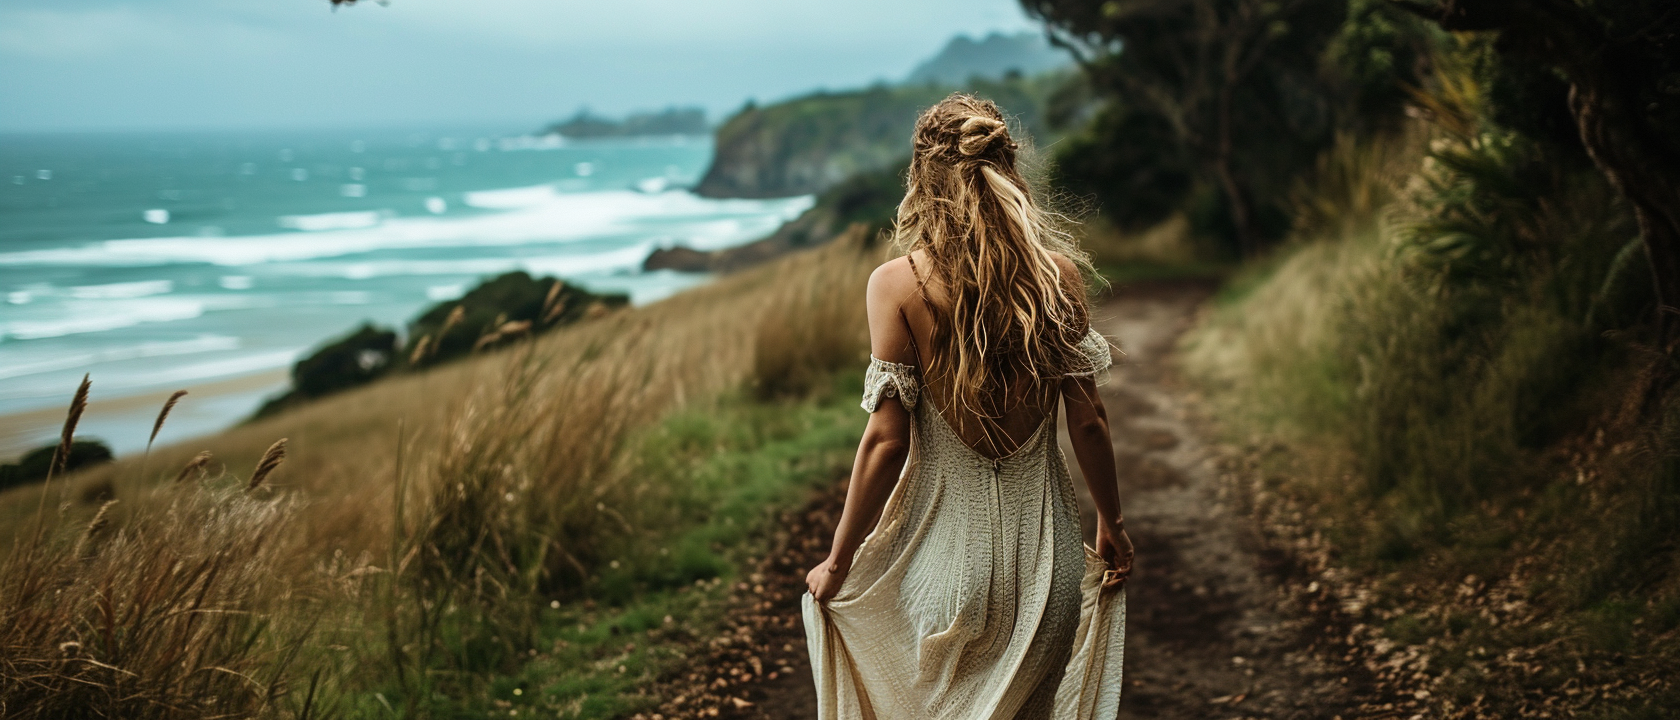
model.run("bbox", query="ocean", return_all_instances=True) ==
[0,128,812,454]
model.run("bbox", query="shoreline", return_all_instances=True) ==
[0,368,289,461]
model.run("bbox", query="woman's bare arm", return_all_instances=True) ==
[807,260,918,601]
[1063,375,1134,588]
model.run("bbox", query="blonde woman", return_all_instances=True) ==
[803,94,1133,719]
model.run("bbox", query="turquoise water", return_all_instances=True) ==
[0,128,811,451]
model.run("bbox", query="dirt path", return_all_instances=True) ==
[642,281,1356,720]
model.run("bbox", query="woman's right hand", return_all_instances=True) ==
[806,558,850,602]
[1095,520,1133,590]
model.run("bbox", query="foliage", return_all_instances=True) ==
[1181,35,1679,716]
[255,324,398,418]
[696,71,1084,199]
[1393,0,1680,318]
[1024,0,1438,254]
[408,271,629,367]
[0,440,113,492]
[254,273,630,419]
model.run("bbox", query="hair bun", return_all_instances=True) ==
[957,116,1014,157]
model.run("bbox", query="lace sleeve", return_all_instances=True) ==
[862,357,920,412]
[1069,327,1115,385]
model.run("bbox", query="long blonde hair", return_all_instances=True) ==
[893,94,1094,444]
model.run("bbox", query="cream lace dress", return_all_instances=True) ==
[802,328,1127,720]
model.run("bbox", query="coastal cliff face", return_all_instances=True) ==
[695,73,1074,199]
[649,164,906,271]
[694,86,945,199]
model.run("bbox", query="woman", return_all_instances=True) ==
[802,94,1134,720]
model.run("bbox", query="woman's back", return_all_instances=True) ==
[871,249,1087,459]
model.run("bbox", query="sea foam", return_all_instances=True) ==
[0,190,812,268]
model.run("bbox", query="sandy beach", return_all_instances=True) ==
[0,368,289,461]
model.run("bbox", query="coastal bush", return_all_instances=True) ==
[252,272,631,420]
[1180,37,1680,714]
[254,323,398,417]
[1025,0,1438,254]
[407,271,629,367]
[0,439,112,492]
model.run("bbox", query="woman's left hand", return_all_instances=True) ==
[805,559,849,602]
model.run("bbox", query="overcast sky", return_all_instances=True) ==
[0,0,1043,132]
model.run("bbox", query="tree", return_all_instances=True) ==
[1391,0,1680,338]
[1023,0,1352,254]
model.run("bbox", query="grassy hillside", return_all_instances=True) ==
[1178,51,1680,718]
[0,228,885,718]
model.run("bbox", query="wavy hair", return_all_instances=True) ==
[892,94,1095,448]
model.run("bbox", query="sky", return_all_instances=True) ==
[0,0,1043,133]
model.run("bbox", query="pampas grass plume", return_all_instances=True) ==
[52,375,91,479]
[175,451,213,484]
[148,390,187,450]
[249,439,287,490]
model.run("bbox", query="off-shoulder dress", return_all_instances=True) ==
[802,327,1127,720]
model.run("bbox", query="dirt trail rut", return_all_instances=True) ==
[644,281,1354,720]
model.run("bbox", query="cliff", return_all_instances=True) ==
[694,72,1078,199]
[647,163,905,272]
[905,32,1070,86]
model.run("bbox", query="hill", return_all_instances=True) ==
[905,31,1069,85]
[694,71,1078,199]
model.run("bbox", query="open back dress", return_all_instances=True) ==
[802,327,1127,720]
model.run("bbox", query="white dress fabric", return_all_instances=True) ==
[803,328,1127,720]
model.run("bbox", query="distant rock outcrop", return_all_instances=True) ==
[0,440,113,491]
[649,163,907,272]
[547,107,708,139]
[695,73,1074,200]
[906,32,1071,86]
[254,273,628,419]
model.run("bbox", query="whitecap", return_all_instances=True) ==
[0,191,813,268]
[426,283,466,301]
[68,279,173,300]
[463,184,558,210]
[277,210,386,232]
[2,297,204,340]
[0,334,241,382]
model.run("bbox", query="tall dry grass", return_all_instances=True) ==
[0,227,884,715]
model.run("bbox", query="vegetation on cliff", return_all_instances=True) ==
[694,71,1082,199]
[255,273,629,418]
[1171,28,1679,720]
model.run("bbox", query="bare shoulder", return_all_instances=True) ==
[867,255,920,307]
[1047,251,1080,277]
[1046,251,1088,293]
